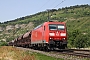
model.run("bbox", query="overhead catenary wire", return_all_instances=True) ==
[49,0,59,7]
[54,0,66,8]
[38,0,51,11]
[38,0,66,12]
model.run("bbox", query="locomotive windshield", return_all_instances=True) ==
[49,24,65,30]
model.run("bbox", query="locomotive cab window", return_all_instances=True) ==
[58,24,65,30]
[49,25,57,30]
[49,24,65,30]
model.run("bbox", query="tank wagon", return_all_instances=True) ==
[9,21,67,50]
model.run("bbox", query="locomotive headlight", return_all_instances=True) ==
[49,33,55,36]
[50,38,52,39]
[63,38,65,39]
[60,33,66,36]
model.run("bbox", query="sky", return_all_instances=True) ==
[0,0,90,22]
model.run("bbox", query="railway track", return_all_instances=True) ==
[52,49,90,58]
[17,47,90,60]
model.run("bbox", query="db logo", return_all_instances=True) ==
[56,31,59,36]
[56,33,59,36]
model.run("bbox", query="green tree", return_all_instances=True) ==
[68,30,80,47]
[74,34,89,48]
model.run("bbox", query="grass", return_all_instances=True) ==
[0,46,64,60]
[0,46,36,60]
[34,53,64,60]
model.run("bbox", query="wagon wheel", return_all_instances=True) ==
[44,46,50,52]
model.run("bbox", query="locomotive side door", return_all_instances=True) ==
[42,25,45,43]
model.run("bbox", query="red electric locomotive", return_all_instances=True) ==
[9,21,67,50]
[31,21,67,50]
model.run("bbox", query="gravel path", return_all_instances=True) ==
[17,47,89,60]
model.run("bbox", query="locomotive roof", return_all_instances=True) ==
[45,21,66,24]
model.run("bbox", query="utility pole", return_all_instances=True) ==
[47,9,50,21]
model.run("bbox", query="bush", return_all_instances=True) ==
[74,34,89,48]
[0,41,8,46]
[68,29,80,47]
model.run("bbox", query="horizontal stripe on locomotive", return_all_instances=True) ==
[31,40,48,44]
